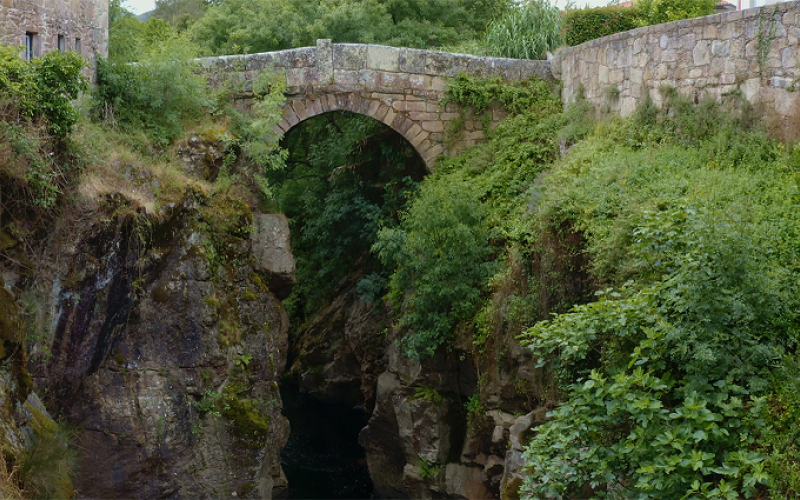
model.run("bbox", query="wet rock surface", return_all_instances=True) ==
[31,196,295,499]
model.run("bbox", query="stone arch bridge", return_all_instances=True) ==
[196,40,551,169]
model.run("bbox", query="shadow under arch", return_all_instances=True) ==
[276,109,428,499]
[276,92,437,172]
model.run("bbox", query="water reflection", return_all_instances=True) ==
[280,382,374,499]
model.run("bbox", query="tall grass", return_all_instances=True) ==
[484,0,563,60]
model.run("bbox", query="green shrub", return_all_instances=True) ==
[518,93,800,499]
[562,0,716,47]
[94,32,210,145]
[375,174,497,358]
[483,0,562,59]
[563,5,639,46]
[637,0,717,25]
[273,112,425,322]
[0,46,86,138]
[18,408,77,499]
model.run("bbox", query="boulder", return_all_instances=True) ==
[250,213,297,299]
[446,463,490,499]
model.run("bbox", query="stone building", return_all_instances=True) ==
[0,0,108,75]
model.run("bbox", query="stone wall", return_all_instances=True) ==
[196,41,552,169]
[0,0,108,77]
[553,1,800,122]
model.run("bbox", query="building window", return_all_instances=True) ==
[75,38,82,54]
[58,35,66,53]
[25,32,37,60]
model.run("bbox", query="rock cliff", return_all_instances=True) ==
[23,191,296,499]
[286,270,554,500]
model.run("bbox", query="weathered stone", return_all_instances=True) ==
[367,45,401,72]
[37,201,292,499]
[334,44,367,70]
[446,463,490,500]
[250,213,297,300]
[0,0,108,80]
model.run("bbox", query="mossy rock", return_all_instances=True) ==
[0,286,22,347]
[221,391,270,442]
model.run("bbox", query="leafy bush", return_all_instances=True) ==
[518,93,800,499]
[563,5,639,46]
[0,46,86,138]
[188,0,511,55]
[637,0,717,25]
[375,175,497,358]
[95,16,211,145]
[562,0,717,47]
[272,113,426,322]
[483,0,562,59]
[18,409,77,499]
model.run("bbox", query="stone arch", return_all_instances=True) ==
[274,93,439,171]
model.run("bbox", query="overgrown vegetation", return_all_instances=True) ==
[483,0,563,59]
[512,91,799,498]
[564,0,717,46]
[95,3,211,145]
[270,112,426,324]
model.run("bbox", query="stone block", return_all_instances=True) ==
[421,121,443,133]
[693,40,711,65]
[358,69,381,88]
[393,100,427,113]
[381,108,397,128]
[445,464,490,500]
[379,72,410,89]
[425,51,466,76]
[408,112,438,122]
[334,44,367,70]
[367,45,401,72]
[712,40,730,57]
[783,47,797,68]
[279,47,316,68]
[244,52,276,71]
[332,69,360,87]
[399,48,427,73]
[285,67,317,87]
[250,214,296,300]
[408,74,426,89]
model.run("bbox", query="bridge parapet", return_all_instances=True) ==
[195,40,551,169]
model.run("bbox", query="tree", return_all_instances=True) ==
[152,0,209,29]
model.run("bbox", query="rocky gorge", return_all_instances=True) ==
[0,130,558,500]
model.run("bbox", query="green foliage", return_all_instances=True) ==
[373,76,565,358]
[230,70,288,205]
[562,0,716,47]
[759,357,800,497]
[417,460,442,479]
[234,352,253,369]
[273,113,425,322]
[188,0,511,55]
[195,389,223,416]
[636,0,717,25]
[483,0,562,60]
[518,93,800,499]
[0,46,87,138]
[375,174,496,358]
[152,0,209,29]
[18,408,76,499]
[96,16,211,145]
[563,5,639,47]
[442,74,560,116]
[413,385,444,404]
[0,46,86,209]
[465,392,485,432]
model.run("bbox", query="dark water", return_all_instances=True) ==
[280,383,374,500]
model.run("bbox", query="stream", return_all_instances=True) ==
[280,382,374,499]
